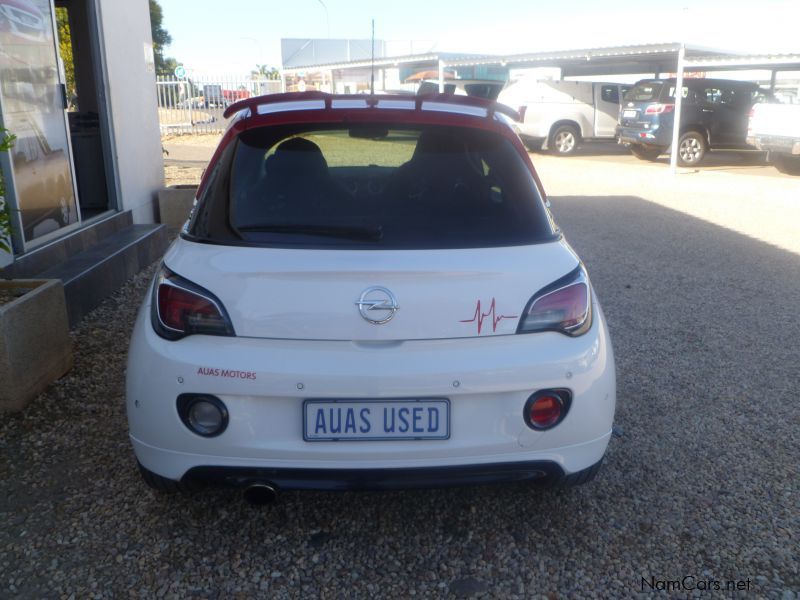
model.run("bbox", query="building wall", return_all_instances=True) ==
[97,0,164,224]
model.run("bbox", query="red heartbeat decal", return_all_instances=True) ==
[459,298,518,334]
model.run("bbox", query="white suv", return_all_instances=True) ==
[126,92,616,503]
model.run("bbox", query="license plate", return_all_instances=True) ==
[303,399,450,441]
[623,109,637,118]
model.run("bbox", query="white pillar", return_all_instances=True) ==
[669,44,686,174]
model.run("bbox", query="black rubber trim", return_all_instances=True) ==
[138,461,196,494]
[182,460,566,491]
[558,457,604,487]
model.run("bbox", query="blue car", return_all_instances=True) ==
[617,78,772,166]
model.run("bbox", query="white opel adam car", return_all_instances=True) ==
[126,92,616,504]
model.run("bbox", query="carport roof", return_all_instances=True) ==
[280,52,486,74]
[442,43,740,76]
[281,42,800,78]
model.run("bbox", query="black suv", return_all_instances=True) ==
[617,78,772,166]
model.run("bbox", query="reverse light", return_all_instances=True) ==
[524,389,571,430]
[151,266,235,340]
[517,266,592,336]
[177,394,229,437]
[645,103,674,114]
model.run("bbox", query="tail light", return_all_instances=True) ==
[518,105,527,122]
[645,103,674,114]
[517,266,592,336]
[151,266,235,340]
[524,389,571,430]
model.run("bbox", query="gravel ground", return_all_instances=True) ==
[1,189,799,596]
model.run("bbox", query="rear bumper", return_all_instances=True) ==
[747,134,800,155]
[127,296,616,484]
[182,460,569,490]
[616,125,670,147]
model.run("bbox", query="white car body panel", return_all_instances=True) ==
[498,79,628,143]
[747,102,800,155]
[163,238,580,341]
[127,287,615,479]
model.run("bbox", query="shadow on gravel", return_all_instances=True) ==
[1,195,798,597]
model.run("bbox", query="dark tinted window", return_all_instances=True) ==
[751,88,774,105]
[701,86,724,104]
[601,85,619,104]
[188,124,556,249]
[624,83,663,102]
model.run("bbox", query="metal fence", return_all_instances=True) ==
[157,75,282,135]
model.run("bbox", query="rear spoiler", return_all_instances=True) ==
[223,91,521,122]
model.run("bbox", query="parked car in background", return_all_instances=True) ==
[617,78,772,166]
[223,88,251,105]
[416,79,504,100]
[202,84,225,108]
[0,0,47,43]
[747,100,800,175]
[126,92,616,502]
[497,79,631,155]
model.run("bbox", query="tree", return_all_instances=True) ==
[149,0,178,76]
[251,64,281,80]
[1,129,17,255]
[55,8,75,99]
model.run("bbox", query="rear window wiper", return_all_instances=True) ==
[237,223,384,241]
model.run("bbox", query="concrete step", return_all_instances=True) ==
[3,211,133,280]
[36,224,168,327]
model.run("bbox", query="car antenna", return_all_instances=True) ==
[370,18,375,95]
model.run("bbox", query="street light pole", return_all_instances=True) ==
[316,0,330,37]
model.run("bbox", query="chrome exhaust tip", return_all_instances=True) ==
[243,482,278,506]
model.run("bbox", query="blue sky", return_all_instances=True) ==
[159,0,800,76]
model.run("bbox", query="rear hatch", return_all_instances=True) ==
[619,81,671,129]
[178,120,569,341]
[164,241,578,341]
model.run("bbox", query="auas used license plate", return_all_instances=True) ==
[623,109,637,118]
[303,399,450,441]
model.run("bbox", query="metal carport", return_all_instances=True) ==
[442,43,800,172]
[283,42,800,173]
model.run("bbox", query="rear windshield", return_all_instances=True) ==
[187,124,556,249]
[624,82,663,102]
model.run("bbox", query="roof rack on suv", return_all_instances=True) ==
[222,91,520,122]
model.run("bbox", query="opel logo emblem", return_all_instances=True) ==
[356,287,399,324]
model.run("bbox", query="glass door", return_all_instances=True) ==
[0,0,80,251]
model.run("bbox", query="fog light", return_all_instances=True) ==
[524,390,571,430]
[177,394,228,437]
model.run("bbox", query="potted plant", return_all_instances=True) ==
[0,128,15,269]
[0,127,73,413]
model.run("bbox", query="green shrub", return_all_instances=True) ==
[1,128,17,254]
